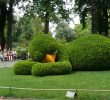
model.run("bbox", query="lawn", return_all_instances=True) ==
[0,67,110,100]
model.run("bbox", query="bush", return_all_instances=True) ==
[29,34,59,62]
[56,44,69,61]
[68,34,110,71]
[32,61,72,76]
[13,60,36,75]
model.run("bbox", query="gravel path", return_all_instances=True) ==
[0,60,19,68]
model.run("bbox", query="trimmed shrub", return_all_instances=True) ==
[68,34,110,71]
[56,44,69,61]
[32,61,72,76]
[29,34,59,62]
[13,60,36,75]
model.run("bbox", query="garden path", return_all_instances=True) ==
[0,60,19,68]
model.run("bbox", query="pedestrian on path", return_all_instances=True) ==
[0,52,4,61]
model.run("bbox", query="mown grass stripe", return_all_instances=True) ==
[0,86,110,92]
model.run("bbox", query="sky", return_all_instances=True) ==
[14,0,80,33]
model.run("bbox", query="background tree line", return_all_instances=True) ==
[0,0,24,51]
[0,0,110,51]
[0,0,72,51]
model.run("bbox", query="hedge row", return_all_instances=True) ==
[13,60,36,75]
[32,61,72,76]
[13,60,72,76]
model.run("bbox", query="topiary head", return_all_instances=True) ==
[29,34,59,62]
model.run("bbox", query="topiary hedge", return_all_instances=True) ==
[13,60,36,75]
[32,61,72,76]
[56,44,69,61]
[68,34,110,71]
[29,34,59,62]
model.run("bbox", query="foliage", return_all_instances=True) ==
[13,15,44,47]
[56,44,69,61]
[74,17,92,38]
[0,0,28,50]
[12,16,20,43]
[30,17,44,35]
[16,15,33,47]
[32,0,70,22]
[13,60,36,75]
[32,61,72,76]
[29,34,59,62]
[0,0,71,50]
[68,34,110,71]
[12,16,28,46]
[74,0,110,36]
[25,0,71,34]
[55,21,75,42]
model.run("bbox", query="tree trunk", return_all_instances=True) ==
[0,2,6,51]
[7,0,14,50]
[103,8,108,36]
[91,0,98,34]
[44,12,49,34]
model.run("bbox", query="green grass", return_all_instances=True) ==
[0,67,110,99]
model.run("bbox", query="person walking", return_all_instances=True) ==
[0,52,4,61]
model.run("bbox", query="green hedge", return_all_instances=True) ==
[29,34,59,62]
[56,44,69,61]
[68,34,110,71]
[32,61,72,76]
[13,60,36,75]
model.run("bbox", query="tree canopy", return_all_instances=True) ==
[0,0,29,50]
[0,0,72,51]
[55,21,75,43]
[30,0,71,34]
[74,0,110,36]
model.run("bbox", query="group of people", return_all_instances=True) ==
[0,50,18,61]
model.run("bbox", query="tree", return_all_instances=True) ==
[74,0,110,36]
[6,0,28,50]
[13,14,44,47]
[12,16,20,44]
[0,1,17,51]
[6,0,15,50]
[31,0,71,34]
[30,17,44,35]
[15,15,33,47]
[0,0,71,50]
[0,0,29,51]
[0,1,7,51]
[55,21,75,43]
[74,17,92,38]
